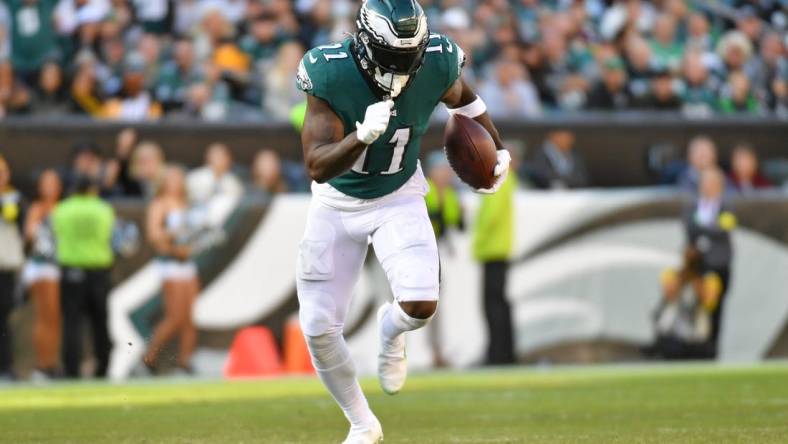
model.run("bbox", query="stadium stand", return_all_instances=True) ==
[0,0,785,121]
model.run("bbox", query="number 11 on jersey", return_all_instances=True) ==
[352,127,411,175]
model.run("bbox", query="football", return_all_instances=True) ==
[443,114,498,189]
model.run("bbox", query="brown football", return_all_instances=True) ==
[443,114,498,189]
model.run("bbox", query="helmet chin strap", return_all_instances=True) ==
[375,68,409,99]
[385,71,395,101]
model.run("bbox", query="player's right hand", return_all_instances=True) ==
[355,100,394,145]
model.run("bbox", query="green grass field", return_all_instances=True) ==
[1,363,787,443]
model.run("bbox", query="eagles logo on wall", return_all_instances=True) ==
[105,191,788,380]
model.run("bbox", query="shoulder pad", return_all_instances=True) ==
[424,34,465,89]
[296,42,354,99]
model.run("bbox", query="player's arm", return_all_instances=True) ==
[441,77,511,194]
[302,94,393,183]
[441,77,505,150]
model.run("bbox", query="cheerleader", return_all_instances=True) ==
[23,170,63,378]
[143,166,200,373]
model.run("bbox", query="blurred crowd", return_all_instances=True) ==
[49,128,298,200]
[526,128,785,192]
[0,0,786,121]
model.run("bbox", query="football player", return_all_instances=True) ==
[296,1,510,442]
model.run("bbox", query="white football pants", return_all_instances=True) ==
[296,193,440,337]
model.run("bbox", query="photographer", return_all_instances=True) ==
[652,168,735,359]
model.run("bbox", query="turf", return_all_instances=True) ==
[1,363,787,444]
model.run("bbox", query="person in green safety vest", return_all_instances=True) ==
[423,150,464,368]
[473,153,519,365]
[424,150,464,243]
[51,175,115,379]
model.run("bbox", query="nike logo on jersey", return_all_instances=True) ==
[309,52,318,64]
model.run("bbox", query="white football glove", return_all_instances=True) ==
[475,149,511,194]
[355,100,394,145]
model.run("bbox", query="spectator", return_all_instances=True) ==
[649,14,683,71]
[99,53,163,121]
[540,28,588,110]
[136,33,163,89]
[129,140,166,199]
[747,33,786,109]
[61,141,115,196]
[676,135,719,192]
[51,174,115,379]
[173,0,202,36]
[134,0,170,35]
[529,130,590,189]
[240,13,287,68]
[203,9,251,99]
[729,143,772,194]
[155,39,205,113]
[473,155,518,365]
[22,169,62,379]
[143,166,200,375]
[636,68,682,110]
[187,142,243,227]
[735,6,764,44]
[680,51,719,118]
[685,12,713,53]
[104,127,141,197]
[0,0,782,119]
[30,61,69,116]
[7,0,61,89]
[718,71,761,115]
[714,31,753,81]
[0,61,31,116]
[0,154,25,380]
[251,149,287,195]
[97,38,127,98]
[625,37,656,102]
[586,57,632,110]
[774,70,788,117]
[478,57,542,119]
[262,41,305,122]
[69,52,104,116]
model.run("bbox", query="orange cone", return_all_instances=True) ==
[283,317,315,374]
[224,326,284,379]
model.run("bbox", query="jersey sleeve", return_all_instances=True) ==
[296,49,328,100]
[425,34,466,94]
[445,36,466,88]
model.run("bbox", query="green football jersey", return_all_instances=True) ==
[297,34,465,199]
[8,0,59,72]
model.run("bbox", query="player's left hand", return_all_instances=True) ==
[475,149,511,194]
